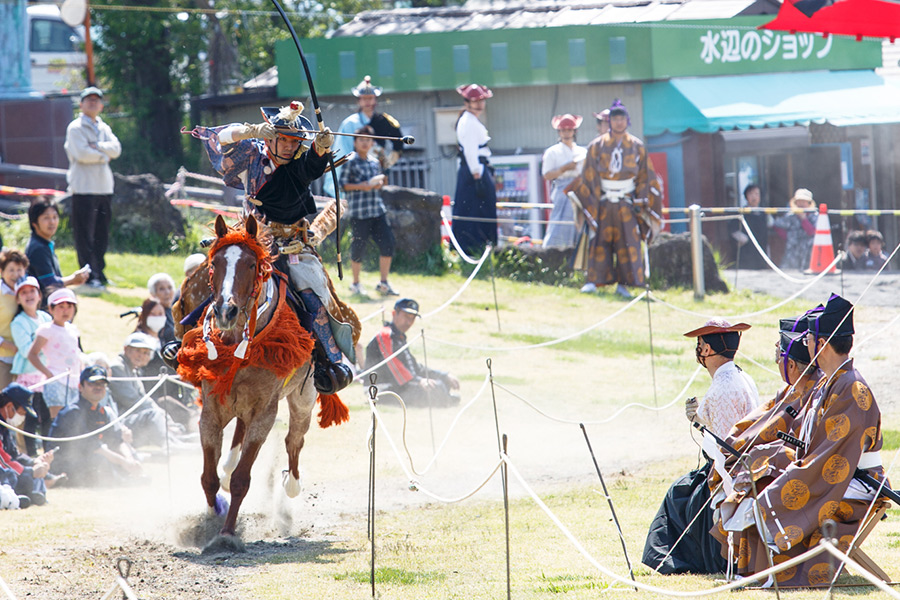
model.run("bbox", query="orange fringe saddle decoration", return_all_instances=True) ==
[176,226,349,428]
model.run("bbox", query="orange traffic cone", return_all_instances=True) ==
[440,195,452,244]
[807,203,837,273]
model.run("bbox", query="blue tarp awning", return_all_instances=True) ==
[643,70,900,136]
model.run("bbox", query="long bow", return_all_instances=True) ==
[268,0,343,279]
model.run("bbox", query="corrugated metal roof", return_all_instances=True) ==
[665,0,760,21]
[330,0,768,38]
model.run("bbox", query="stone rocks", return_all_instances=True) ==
[648,231,728,293]
[111,173,185,243]
[379,185,442,257]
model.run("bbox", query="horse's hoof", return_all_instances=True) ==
[206,493,229,517]
[282,470,301,498]
[202,533,245,555]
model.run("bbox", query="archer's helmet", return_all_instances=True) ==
[260,101,315,141]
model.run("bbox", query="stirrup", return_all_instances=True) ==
[313,362,353,394]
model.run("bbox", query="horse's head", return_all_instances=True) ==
[208,215,272,337]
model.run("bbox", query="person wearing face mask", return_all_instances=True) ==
[147,273,177,346]
[136,297,198,420]
[642,319,758,575]
[0,383,62,505]
[683,319,759,438]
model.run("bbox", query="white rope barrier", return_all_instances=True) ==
[358,305,385,324]
[429,291,646,351]
[420,246,491,320]
[494,365,703,426]
[648,252,839,321]
[0,377,166,442]
[735,350,781,377]
[0,574,16,600]
[441,214,487,265]
[502,453,844,597]
[368,392,503,503]
[356,332,423,380]
[377,374,491,477]
[739,214,820,285]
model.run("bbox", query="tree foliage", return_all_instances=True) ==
[90,0,379,179]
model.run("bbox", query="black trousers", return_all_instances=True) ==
[71,194,112,282]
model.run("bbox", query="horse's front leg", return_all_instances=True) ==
[219,402,278,538]
[220,418,245,492]
[199,404,225,513]
[283,377,315,498]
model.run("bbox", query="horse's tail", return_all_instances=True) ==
[317,392,349,428]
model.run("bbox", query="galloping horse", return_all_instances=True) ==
[176,214,348,552]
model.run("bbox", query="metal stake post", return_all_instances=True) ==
[580,424,637,590]
[487,359,511,600]
[488,245,502,332]
[689,204,705,301]
[367,375,378,599]
[644,284,658,407]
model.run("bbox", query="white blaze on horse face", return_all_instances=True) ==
[221,245,243,306]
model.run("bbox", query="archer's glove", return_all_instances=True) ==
[233,122,277,141]
[161,341,182,371]
[685,397,699,423]
[314,127,335,156]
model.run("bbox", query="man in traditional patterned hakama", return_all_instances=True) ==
[707,312,822,568]
[541,114,585,249]
[642,319,758,574]
[571,100,650,298]
[720,312,821,463]
[714,294,888,587]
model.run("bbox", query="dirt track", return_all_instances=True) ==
[2,270,898,598]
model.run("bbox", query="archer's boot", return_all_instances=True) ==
[313,361,354,394]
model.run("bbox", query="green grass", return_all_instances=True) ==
[0,261,895,599]
[335,566,447,585]
[882,429,900,451]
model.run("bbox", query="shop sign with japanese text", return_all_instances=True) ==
[651,17,881,78]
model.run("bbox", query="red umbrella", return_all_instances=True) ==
[761,0,900,42]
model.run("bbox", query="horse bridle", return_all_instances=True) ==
[205,241,271,360]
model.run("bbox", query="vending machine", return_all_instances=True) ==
[491,154,544,244]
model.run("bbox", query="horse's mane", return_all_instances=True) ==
[206,220,274,282]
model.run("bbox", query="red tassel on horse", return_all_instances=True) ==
[317,392,349,428]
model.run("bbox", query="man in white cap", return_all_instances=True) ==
[108,332,194,449]
[324,76,404,197]
[541,114,585,249]
[64,86,121,290]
